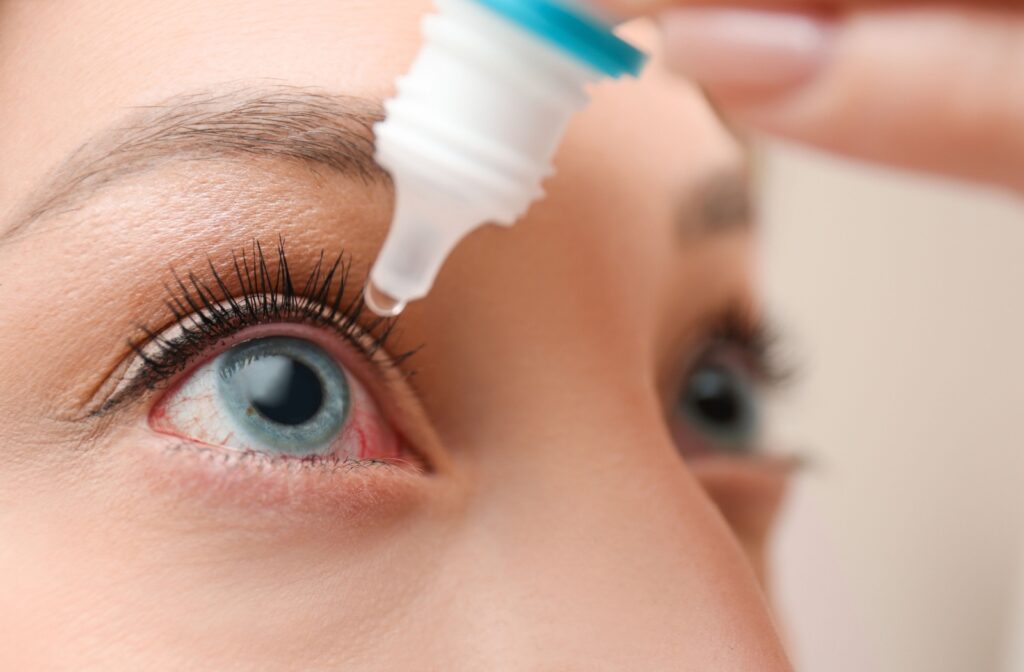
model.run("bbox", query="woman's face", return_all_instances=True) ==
[0,1,793,668]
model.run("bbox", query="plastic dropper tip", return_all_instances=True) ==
[364,281,408,318]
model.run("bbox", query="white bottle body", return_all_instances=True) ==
[369,0,604,309]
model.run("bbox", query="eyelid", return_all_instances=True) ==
[699,308,794,390]
[150,325,406,463]
[84,240,452,475]
[659,307,792,409]
[93,242,416,413]
[99,293,399,412]
[659,304,794,461]
[80,243,453,486]
[131,315,447,476]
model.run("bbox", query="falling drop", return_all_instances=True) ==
[364,281,407,318]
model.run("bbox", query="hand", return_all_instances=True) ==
[598,1,1024,193]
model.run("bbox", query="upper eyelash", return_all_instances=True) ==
[702,307,794,388]
[102,241,784,419]
[104,239,417,411]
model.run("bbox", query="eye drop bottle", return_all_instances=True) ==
[365,0,646,317]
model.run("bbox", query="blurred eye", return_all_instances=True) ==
[673,353,761,458]
[151,335,402,461]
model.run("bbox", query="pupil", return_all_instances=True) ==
[690,368,740,426]
[239,355,324,426]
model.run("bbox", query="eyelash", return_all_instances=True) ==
[106,239,785,437]
[698,307,790,389]
[109,240,416,410]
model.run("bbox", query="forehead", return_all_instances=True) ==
[0,0,739,219]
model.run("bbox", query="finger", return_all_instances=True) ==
[597,0,1019,17]
[656,6,1024,192]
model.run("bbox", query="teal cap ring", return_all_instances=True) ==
[471,0,647,78]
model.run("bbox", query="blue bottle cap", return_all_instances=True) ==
[472,0,647,78]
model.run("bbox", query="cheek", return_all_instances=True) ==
[692,457,793,584]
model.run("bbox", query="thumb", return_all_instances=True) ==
[656,6,1024,192]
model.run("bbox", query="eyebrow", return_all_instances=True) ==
[678,168,754,238]
[1,85,751,243]
[2,86,389,241]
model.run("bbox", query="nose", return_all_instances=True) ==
[420,387,792,670]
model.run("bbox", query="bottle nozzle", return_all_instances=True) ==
[364,186,483,318]
[362,0,645,317]
[363,281,408,318]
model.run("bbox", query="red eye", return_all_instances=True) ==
[150,333,402,462]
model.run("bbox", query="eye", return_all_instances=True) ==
[672,353,762,458]
[150,335,402,461]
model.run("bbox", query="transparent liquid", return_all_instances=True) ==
[364,281,407,318]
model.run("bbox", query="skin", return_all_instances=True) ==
[599,0,1024,193]
[0,1,793,670]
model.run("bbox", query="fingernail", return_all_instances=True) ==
[659,9,833,94]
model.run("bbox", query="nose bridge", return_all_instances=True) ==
[434,400,791,670]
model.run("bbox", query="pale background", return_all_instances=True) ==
[761,145,1024,672]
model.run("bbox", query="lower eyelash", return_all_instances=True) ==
[162,442,423,474]
[147,440,430,516]
[109,239,417,409]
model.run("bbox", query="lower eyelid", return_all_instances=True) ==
[689,454,796,533]
[137,435,430,525]
[99,404,428,527]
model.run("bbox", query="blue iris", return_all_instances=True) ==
[216,337,350,456]
[679,360,760,453]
